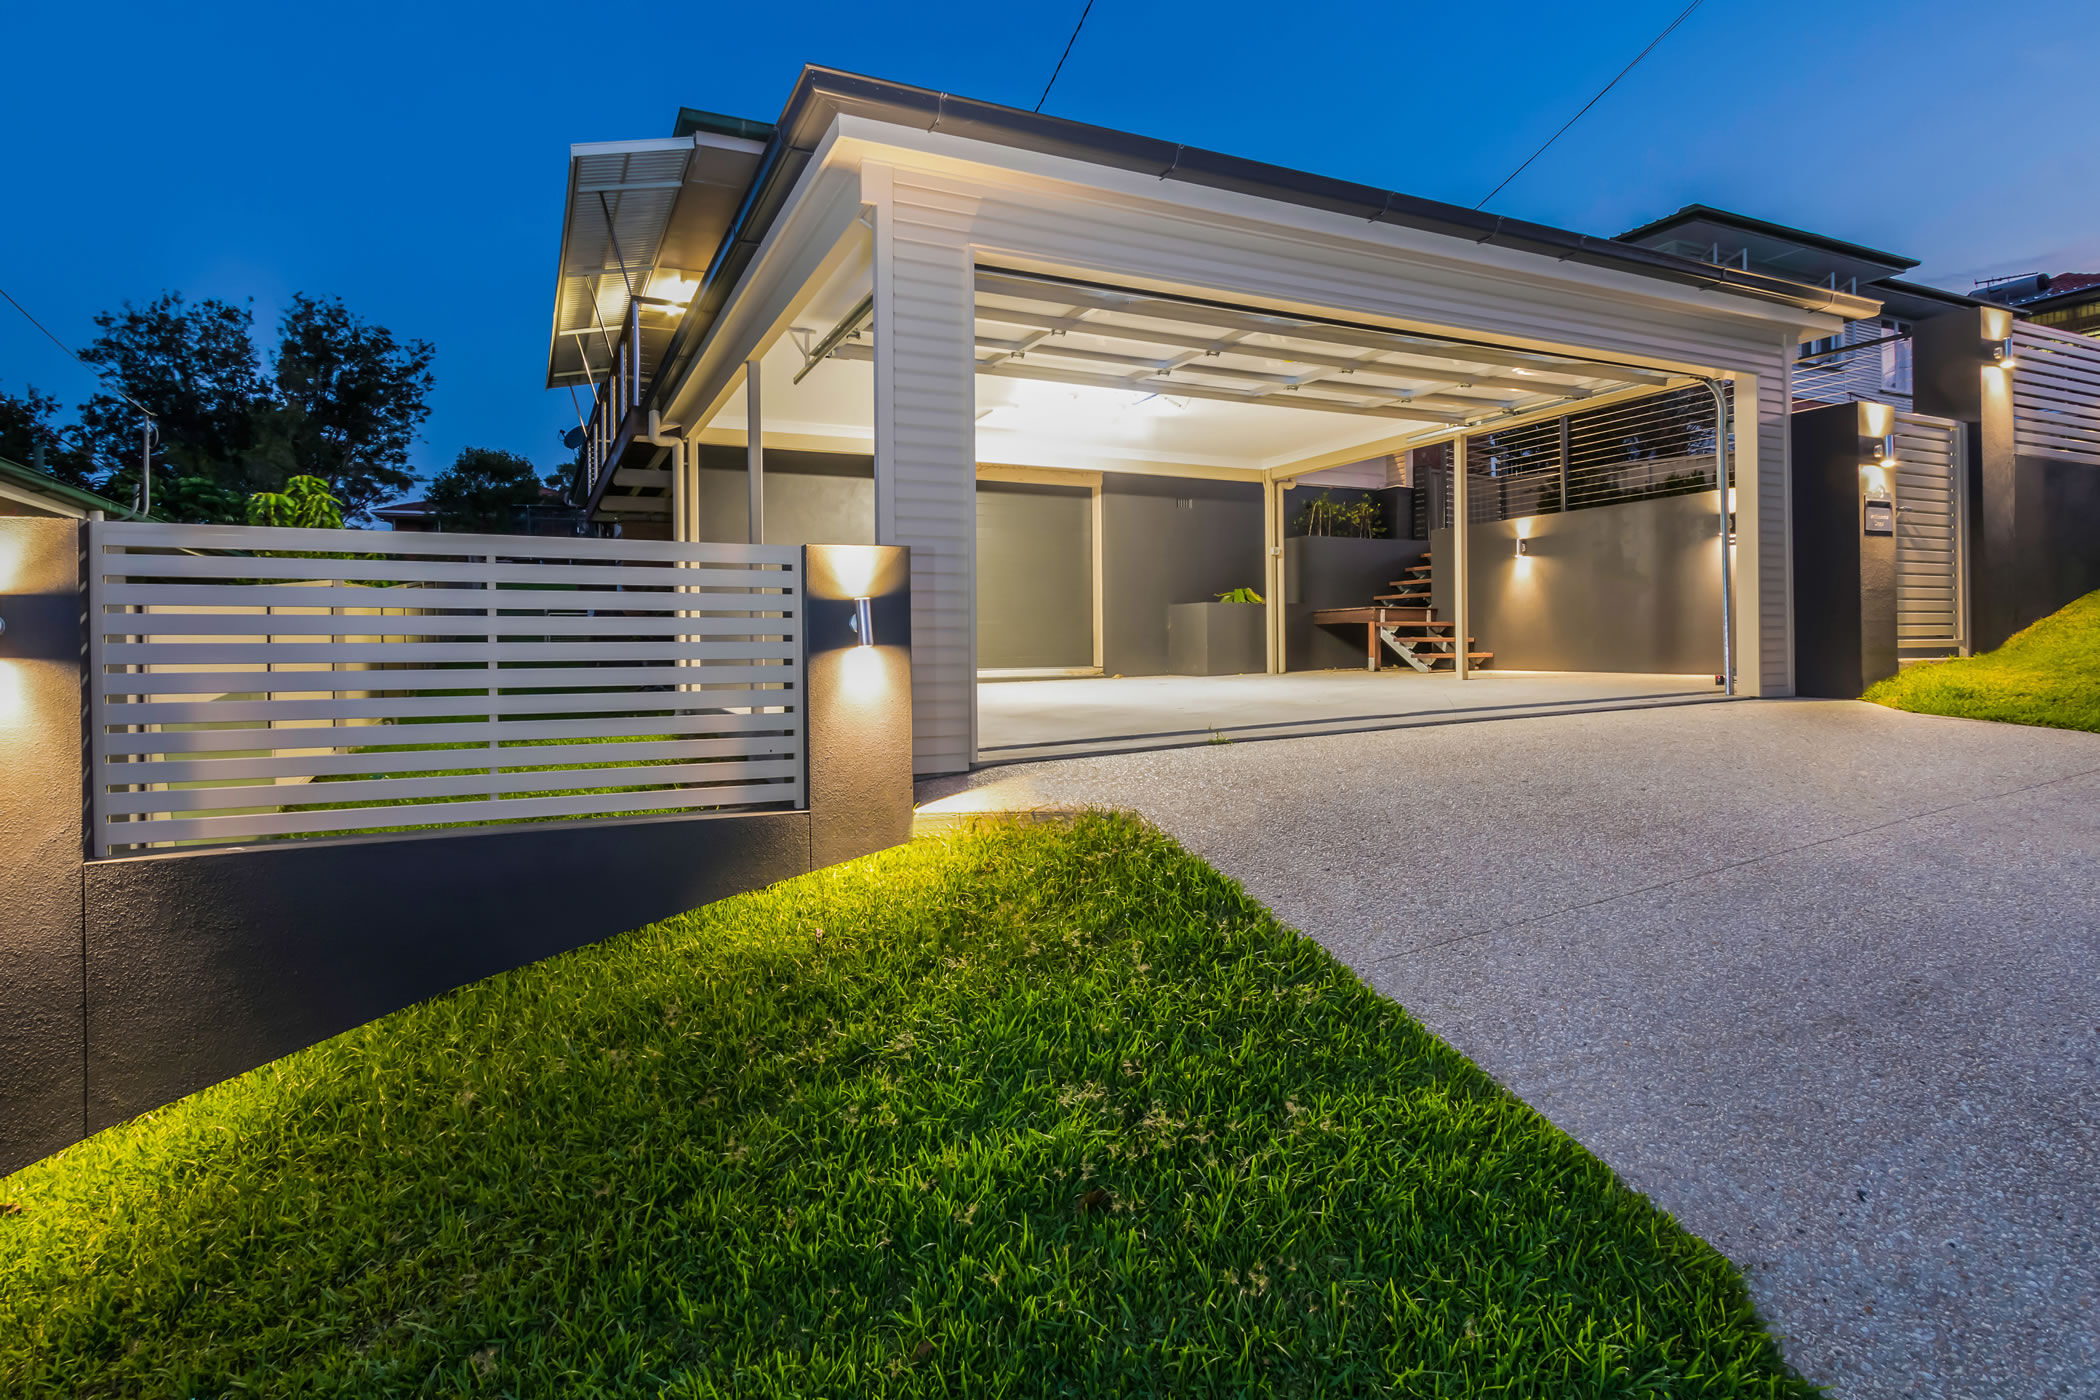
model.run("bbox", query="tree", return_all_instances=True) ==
[267,294,434,521]
[0,382,97,489]
[426,447,543,533]
[75,293,267,509]
[65,290,436,524]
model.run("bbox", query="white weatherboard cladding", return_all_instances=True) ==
[869,163,979,772]
[861,151,1813,769]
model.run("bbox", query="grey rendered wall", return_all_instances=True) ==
[1100,473,1265,675]
[694,447,875,546]
[0,518,86,1169]
[1283,535,1430,670]
[976,481,1093,668]
[1431,493,1724,674]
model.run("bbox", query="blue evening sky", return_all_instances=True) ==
[3,1,2096,488]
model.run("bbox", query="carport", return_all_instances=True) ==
[559,68,1877,775]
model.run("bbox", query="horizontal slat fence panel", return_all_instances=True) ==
[88,521,806,855]
[2012,323,2100,467]
[1891,411,1965,649]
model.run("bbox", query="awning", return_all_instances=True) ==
[545,130,768,391]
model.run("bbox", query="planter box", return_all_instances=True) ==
[1167,602,1266,676]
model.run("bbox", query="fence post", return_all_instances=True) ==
[0,517,90,1174]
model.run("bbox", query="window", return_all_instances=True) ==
[1879,319,1912,393]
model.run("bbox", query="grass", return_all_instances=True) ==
[1864,587,2100,733]
[0,814,1813,1398]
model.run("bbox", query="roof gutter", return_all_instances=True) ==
[636,67,1877,477]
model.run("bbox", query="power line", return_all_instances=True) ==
[1475,0,1708,210]
[0,281,158,419]
[1035,0,1097,113]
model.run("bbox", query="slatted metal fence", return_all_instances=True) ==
[87,522,804,856]
[2012,322,2100,467]
[1890,411,1967,652]
[1415,382,1731,529]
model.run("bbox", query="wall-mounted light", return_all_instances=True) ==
[1515,538,1532,558]
[848,596,874,647]
[1878,433,1898,467]
[1988,337,2019,370]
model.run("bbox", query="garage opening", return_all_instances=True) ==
[959,269,1735,762]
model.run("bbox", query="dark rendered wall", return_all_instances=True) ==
[1283,535,1430,670]
[1910,307,2100,649]
[0,519,88,1168]
[2,541,913,1176]
[976,481,1093,668]
[693,447,875,546]
[1431,492,1725,674]
[1100,474,1265,675]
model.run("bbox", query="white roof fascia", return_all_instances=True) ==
[820,115,1868,344]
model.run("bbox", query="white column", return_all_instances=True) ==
[1452,436,1471,680]
[1263,476,1284,673]
[1730,368,1765,696]
[745,359,764,545]
[867,161,980,774]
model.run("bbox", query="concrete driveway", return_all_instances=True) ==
[917,700,2100,1399]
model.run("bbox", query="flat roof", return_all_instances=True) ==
[638,67,1880,444]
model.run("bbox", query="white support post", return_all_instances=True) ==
[746,359,765,545]
[1264,476,1284,673]
[1452,436,1470,680]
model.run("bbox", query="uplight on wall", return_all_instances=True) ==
[1878,434,1899,467]
[849,596,874,647]
[1515,538,1532,558]
[1988,337,2019,371]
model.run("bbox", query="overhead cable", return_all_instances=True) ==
[1475,0,1708,210]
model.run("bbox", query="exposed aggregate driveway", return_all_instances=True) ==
[918,699,2100,1398]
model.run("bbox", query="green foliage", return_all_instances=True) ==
[1864,588,2100,733]
[1293,489,1386,538]
[426,445,546,534]
[65,290,433,523]
[1215,586,1264,604]
[267,294,435,520]
[0,815,1813,1398]
[0,382,97,490]
[245,475,346,531]
[76,293,267,503]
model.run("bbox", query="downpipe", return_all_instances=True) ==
[1706,378,1735,696]
[640,410,686,540]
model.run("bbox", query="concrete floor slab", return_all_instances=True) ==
[976,668,1719,762]
[916,701,2100,1399]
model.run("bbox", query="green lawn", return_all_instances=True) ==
[0,814,1813,1398]
[1864,587,2100,732]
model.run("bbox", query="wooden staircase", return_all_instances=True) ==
[1308,552,1494,672]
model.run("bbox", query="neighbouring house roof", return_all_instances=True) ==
[1615,204,1919,285]
[372,496,433,524]
[626,67,1886,430]
[0,454,144,519]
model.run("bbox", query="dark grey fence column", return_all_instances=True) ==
[0,517,88,1175]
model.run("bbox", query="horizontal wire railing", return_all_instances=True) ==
[87,522,804,856]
